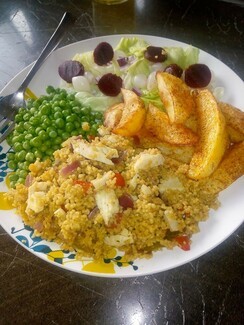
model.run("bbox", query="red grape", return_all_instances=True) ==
[93,42,114,66]
[98,73,123,96]
[58,60,85,83]
[144,46,167,63]
[185,64,212,88]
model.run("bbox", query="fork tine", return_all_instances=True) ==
[0,120,15,143]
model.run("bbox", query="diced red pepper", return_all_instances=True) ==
[133,135,140,146]
[73,180,92,193]
[87,135,96,142]
[175,235,191,251]
[114,172,126,187]
[108,213,123,229]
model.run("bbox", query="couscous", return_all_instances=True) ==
[7,127,223,261]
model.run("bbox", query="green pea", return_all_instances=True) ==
[54,136,62,145]
[67,94,75,101]
[25,134,33,141]
[7,152,15,161]
[39,130,48,140]
[22,141,31,150]
[14,143,23,152]
[19,170,28,179]
[65,123,74,132]
[62,132,70,140]
[59,100,66,107]
[71,130,79,136]
[46,85,55,94]
[23,113,31,121]
[26,152,35,162]
[55,118,65,128]
[8,160,17,170]
[49,130,57,138]
[40,144,48,153]
[29,107,36,115]
[46,148,53,156]
[17,177,25,184]
[54,111,63,119]
[16,150,27,162]
[30,137,41,147]
[9,173,19,182]
[62,109,71,118]
[34,150,43,159]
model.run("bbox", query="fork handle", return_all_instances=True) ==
[18,12,75,92]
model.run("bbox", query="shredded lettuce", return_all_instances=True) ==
[141,90,164,110]
[73,52,121,77]
[123,58,151,89]
[115,37,149,58]
[75,91,122,112]
[165,46,199,69]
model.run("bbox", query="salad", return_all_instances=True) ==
[58,37,218,112]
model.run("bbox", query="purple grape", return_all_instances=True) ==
[144,46,167,63]
[185,64,212,88]
[98,73,123,97]
[58,60,85,83]
[93,42,114,66]
[164,64,183,78]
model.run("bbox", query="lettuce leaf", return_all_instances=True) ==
[115,37,149,58]
[75,91,122,112]
[123,58,151,89]
[141,90,164,110]
[165,46,199,69]
[73,52,121,77]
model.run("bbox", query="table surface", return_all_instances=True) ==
[0,0,243,324]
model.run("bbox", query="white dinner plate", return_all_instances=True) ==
[0,34,243,278]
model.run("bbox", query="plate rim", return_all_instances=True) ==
[0,34,243,278]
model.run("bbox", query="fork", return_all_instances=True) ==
[0,11,75,143]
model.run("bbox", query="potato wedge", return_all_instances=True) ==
[218,102,244,135]
[104,103,124,130]
[144,103,198,145]
[188,89,228,179]
[226,125,244,143]
[156,72,195,123]
[112,89,146,136]
[218,102,244,142]
[209,141,244,194]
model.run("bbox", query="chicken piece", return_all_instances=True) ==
[95,188,120,225]
[72,139,119,165]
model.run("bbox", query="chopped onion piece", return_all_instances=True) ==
[151,63,164,71]
[72,76,91,92]
[85,71,96,84]
[147,71,157,91]
[88,206,99,219]
[119,194,134,209]
[117,57,129,67]
[60,160,80,177]
[133,74,147,89]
